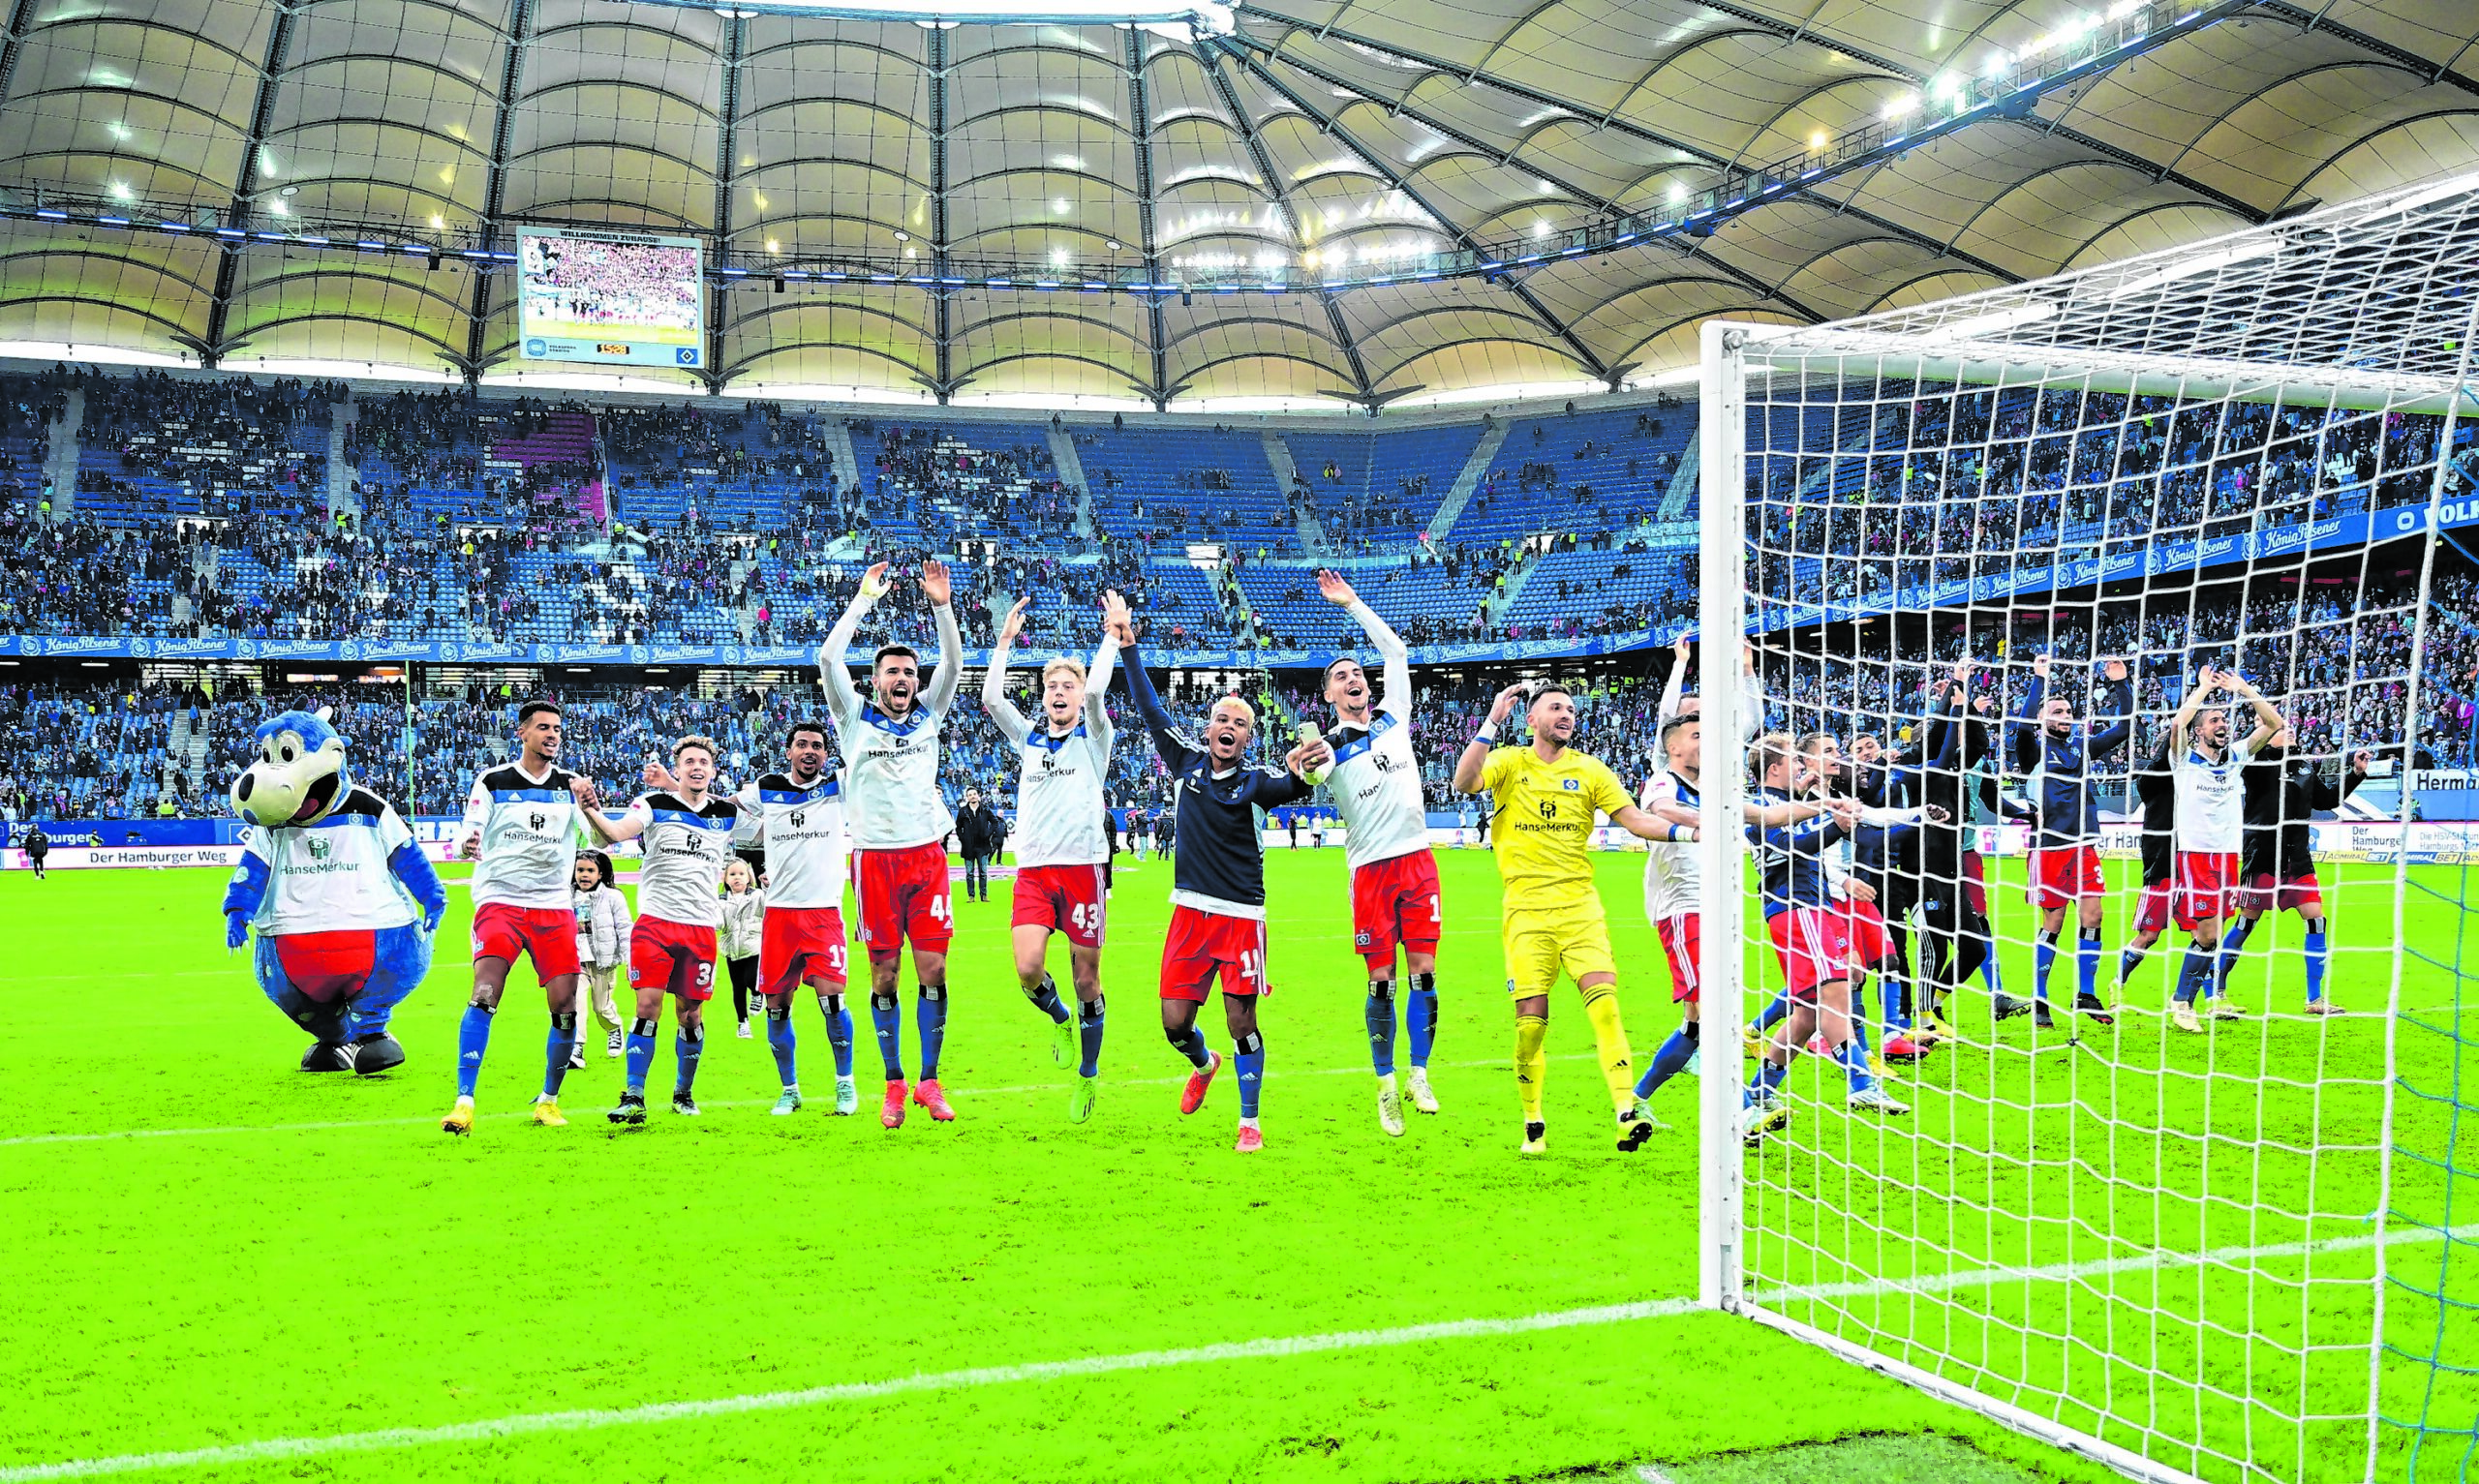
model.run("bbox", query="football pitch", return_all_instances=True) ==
[0,851,2467,1484]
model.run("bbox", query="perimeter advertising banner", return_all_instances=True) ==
[516,227,705,369]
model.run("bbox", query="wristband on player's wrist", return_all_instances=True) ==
[1474,721,1498,743]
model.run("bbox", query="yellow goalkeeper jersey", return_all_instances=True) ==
[1478,743,1634,916]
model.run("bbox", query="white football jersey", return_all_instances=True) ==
[462,761,582,910]
[1325,706,1426,869]
[830,702,954,851]
[2174,738,2256,853]
[618,792,739,925]
[988,638,1117,867]
[1641,770,1700,923]
[240,787,421,934]
[820,591,963,851]
[735,772,848,910]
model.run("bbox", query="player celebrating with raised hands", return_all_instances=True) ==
[573,736,741,1123]
[1453,681,1698,1155]
[982,586,1124,1122]
[2007,653,2133,1029]
[1114,603,1327,1152]
[820,559,965,1128]
[2166,665,2283,1032]
[1314,567,1446,1136]
[444,700,587,1135]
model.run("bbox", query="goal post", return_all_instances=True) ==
[1695,176,2479,1484]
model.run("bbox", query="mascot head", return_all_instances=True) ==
[231,709,350,829]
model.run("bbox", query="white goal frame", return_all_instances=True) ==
[1692,173,2479,1484]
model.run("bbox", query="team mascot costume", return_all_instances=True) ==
[221,710,446,1075]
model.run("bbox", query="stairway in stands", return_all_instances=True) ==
[1422,417,1513,542]
[488,411,602,529]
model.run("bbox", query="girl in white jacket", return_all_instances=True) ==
[719,859,766,1040]
[570,851,633,1066]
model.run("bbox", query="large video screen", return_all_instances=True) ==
[515,227,704,369]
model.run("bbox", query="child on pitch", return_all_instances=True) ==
[719,860,765,1040]
[569,851,632,1066]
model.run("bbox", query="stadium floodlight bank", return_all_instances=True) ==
[1697,172,2479,1484]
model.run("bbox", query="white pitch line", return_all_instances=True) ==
[0,1053,1592,1148]
[5,1222,2467,1483]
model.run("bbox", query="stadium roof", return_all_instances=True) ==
[0,0,2474,409]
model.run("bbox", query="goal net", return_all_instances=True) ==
[1694,175,2479,1484]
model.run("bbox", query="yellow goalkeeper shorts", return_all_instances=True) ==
[1501,901,1616,999]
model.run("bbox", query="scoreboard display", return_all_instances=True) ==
[515,227,704,369]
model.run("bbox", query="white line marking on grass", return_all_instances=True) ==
[1636,1468,1676,1484]
[0,1054,1593,1148]
[8,1223,2472,1482]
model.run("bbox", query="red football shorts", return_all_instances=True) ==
[1656,913,1700,1004]
[1840,896,1890,967]
[629,914,719,1000]
[1160,905,1268,1002]
[2030,845,2105,911]
[271,929,377,1002]
[1961,851,1989,918]
[1768,907,1852,1005]
[855,842,953,958]
[471,902,582,980]
[2174,852,2241,931]
[2246,870,2324,916]
[1013,863,1109,949]
[2133,879,2175,934]
[1351,850,1443,966]
[760,905,848,995]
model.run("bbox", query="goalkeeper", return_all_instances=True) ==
[1453,682,1690,1157]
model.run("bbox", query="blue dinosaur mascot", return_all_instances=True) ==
[222,710,446,1075]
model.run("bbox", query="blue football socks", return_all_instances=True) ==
[1635,1022,1698,1099]
[820,994,856,1077]
[624,1017,658,1093]
[673,1024,704,1096]
[916,984,949,1080]
[1405,971,1439,1067]
[2033,930,2059,1004]
[1233,1028,1265,1118]
[542,1011,577,1098]
[870,991,904,1079]
[1077,994,1105,1077]
[765,1007,797,1089]
[2305,923,2330,1003]
[1364,979,1397,1076]
[455,1003,494,1099]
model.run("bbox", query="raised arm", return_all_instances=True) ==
[921,558,963,715]
[1655,633,1690,727]
[1086,591,1126,739]
[1321,570,1409,712]
[818,560,885,725]
[2007,654,2047,772]
[981,595,1032,746]
[1453,683,1527,795]
[2169,665,2219,753]
[2222,670,2283,756]
[1114,622,1192,770]
[2090,660,2134,758]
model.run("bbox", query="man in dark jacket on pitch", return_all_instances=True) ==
[954,788,1007,903]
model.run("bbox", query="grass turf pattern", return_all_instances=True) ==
[0,851,2464,1483]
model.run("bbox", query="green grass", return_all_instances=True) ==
[0,851,2467,1484]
